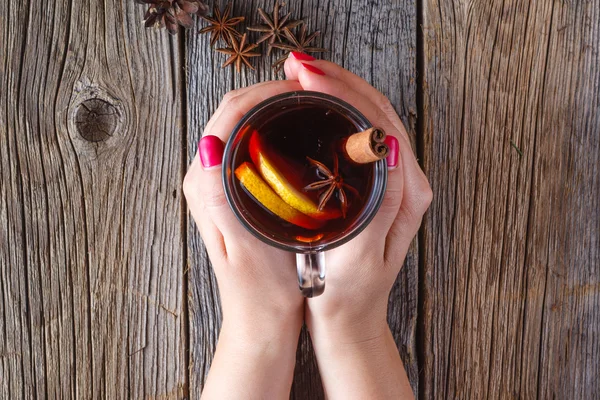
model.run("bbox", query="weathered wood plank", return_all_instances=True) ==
[420,0,600,398]
[186,0,418,398]
[0,1,185,398]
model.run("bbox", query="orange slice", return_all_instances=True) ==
[235,162,323,230]
[248,131,342,221]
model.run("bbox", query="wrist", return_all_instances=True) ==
[221,291,304,336]
[219,310,303,356]
[305,324,415,400]
[306,295,389,345]
[308,311,388,351]
[202,306,302,399]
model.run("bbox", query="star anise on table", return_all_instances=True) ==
[137,0,208,35]
[247,1,303,56]
[304,153,359,218]
[199,3,245,47]
[216,33,261,72]
[271,25,328,72]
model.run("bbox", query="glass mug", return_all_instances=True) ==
[222,91,387,297]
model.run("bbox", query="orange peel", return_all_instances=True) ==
[235,162,323,230]
[248,131,342,221]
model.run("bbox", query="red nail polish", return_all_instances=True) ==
[291,51,316,61]
[301,63,326,76]
[199,135,224,169]
[385,136,399,169]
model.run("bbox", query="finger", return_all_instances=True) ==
[203,80,302,142]
[357,135,403,252]
[183,154,228,260]
[293,66,422,200]
[284,56,410,144]
[184,137,250,245]
[291,68,433,264]
[292,64,414,152]
[294,71,407,232]
[384,155,432,264]
[204,80,298,137]
[187,81,303,241]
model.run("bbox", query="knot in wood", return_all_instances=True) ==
[74,99,119,142]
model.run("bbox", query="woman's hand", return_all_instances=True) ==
[183,80,305,400]
[284,54,432,399]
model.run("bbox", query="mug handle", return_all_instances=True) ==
[296,252,326,297]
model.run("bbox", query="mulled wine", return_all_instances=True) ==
[229,103,375,245]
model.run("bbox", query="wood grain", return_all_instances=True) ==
[5,0,597,398]
[186,0,418,398]
[420,0,600,398]
[0,1,185,398]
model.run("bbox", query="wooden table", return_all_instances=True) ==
[1,0,598,398]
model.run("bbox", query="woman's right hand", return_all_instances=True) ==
[284,54,432,399]
[184,80,309,399]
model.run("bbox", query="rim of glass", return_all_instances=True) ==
[222,91,388,253]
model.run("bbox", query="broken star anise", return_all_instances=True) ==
[137,0,208,35]
[216,33,261,72]
[271,25,328,72]
[199,3,245,47]
[304,153,359,218]
[247,1,303,56]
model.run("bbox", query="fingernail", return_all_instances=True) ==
[291,51,316,61]
[385,136,399,169]
[199,135,224,169]
[301,63,326,76]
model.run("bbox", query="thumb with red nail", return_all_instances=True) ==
[198,135,224,169]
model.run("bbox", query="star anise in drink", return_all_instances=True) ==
[304,153,359,218]
[199,3,245,47]
[271,25,328,72]
[247,1,303,56]
[216,33,261,72]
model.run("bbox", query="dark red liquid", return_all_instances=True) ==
[231,104,374,244]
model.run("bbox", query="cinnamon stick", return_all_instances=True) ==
[344,127,389,164]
